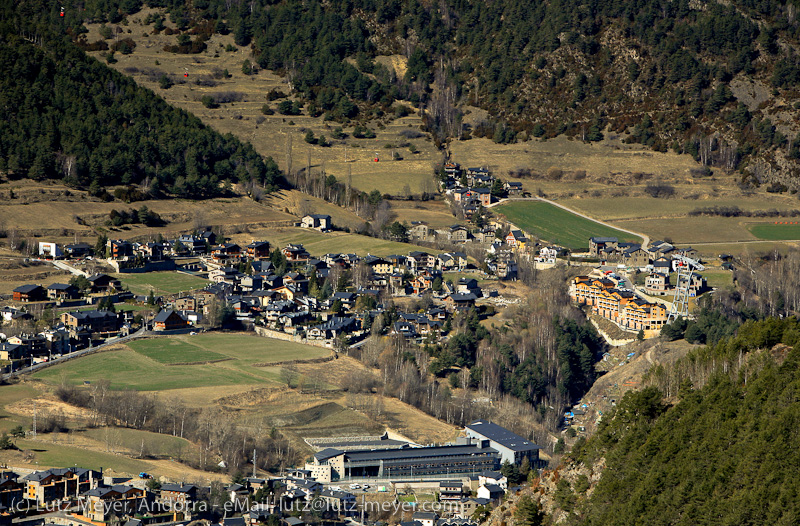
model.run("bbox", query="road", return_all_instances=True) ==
[1,327,147,381]
[50,259,89,277]
[490,197,650,250]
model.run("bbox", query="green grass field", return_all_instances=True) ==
[254,227,431,257]
[128,339,227,364]
[82,427,191,457]
[495,201,641,250]
[33,334,329,391]
[749,223,800,240]
[14,439,152,472]
[700,270,734,289]
[0,384,39,433]
[115,272,209,296]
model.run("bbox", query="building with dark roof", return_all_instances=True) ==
[79,485,150,522]
[464,420,541,466]
[60,310,119,336]
[23,468,102,506]
[87,274,121,292]
[153,309,188,331]
[12,284,46,302]
[47,283,80,301]
[301,214,332,231]
[308,443,500,481]
[65,243,93,257]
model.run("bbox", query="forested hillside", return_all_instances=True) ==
[12,0,800,189]
[0,18,281,197]
[559,316,800,524]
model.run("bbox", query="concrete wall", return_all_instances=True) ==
[589,319,636,347]
[108,259,177,273]
[253,326,331,350]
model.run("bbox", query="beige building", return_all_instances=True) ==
[305,448,346,482]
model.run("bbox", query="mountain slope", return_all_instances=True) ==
[565,317,800,525]
[0,30,280,198]
[22,0,800,190]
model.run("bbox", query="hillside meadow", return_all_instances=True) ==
[82,11,441,196]
[495,201,640,250]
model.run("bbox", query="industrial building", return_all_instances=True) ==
[305,421,541,482]
[464,420,542,466]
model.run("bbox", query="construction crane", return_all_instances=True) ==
[667,252,706,323]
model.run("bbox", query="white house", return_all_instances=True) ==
[301,214,332,231]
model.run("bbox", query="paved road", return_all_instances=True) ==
[49,259,89,277]
[490,197,650,250]
[1,328,147,381]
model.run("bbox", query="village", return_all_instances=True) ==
[0,162,722,526]
[0,163,546,371]
[0,162,716,374]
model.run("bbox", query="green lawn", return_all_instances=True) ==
[260,228,431,257]
[33,334,330,391]
[115,272,209,296]
[14,439,151,473]
[0,384,39,433]
[495,201,641,250]
[700,270,734,290]
[749,222,800,240]
[82,427,191,458]
[128,338,226,364]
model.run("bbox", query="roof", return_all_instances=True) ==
[153,309,185,323]
[480,470,504,480]
[439,481,462,488]
[466,421,541,452]
[84,485,139,498]
[449,293,477,302]
[47,283,75,290]
[345,444,497,463]
[590,237,618,243]
[320,489,355,499]
[161,484,196,493]
[64,310,117,321]
[314,448,345,462]
[482,484,504,493]
[24,467,90,482]
[413,512,439,520]
[13,284,42,294]
[284,518,304,526]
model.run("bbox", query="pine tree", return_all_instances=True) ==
[514,495,544,526]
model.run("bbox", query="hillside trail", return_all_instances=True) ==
[490,197,651,249]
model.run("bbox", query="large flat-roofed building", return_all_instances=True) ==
[307,444,500,481]
[464,420,542,466]
[306,433,409,452]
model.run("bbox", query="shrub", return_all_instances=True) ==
[644,183,676,198]
[201,95,218,108]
